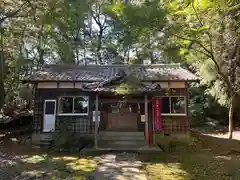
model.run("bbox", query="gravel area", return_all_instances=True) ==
[0,151,39,180]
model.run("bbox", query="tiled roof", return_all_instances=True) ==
[25,64,197,82]
[81,82,161,93]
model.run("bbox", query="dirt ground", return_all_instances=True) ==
[1,129,240,180]
[141,131,240,180]
[0,133,97,180]
[205,130,240,140]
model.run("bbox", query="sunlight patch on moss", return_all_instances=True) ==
[214,155,231,160]
[22,155,47,164]
[10,138,18,142]
[62,156,78,161]
[21,170,46,176]
[52,157,61,160]
[142,152,240,180]
[17,154,97,179]
[67,159,97,172]
[147,163,188,180]
[52,176,86,180]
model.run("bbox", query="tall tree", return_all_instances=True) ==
[0,0,33,111]
[167,0,240,138]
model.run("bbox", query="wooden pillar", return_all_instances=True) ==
[145,93,149,146]
[94,93,99,148]
[185,81,189,131]
[185,81,189,117]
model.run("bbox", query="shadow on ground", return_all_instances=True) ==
[0,135,97,180]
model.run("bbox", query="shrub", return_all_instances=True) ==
[189,84,228,128]
[49,122,93,152]
[154,133,201,152]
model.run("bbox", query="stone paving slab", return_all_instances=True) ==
[90,153,147,180]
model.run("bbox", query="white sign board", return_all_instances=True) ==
[141,115,145,122]
[92,111,100,122]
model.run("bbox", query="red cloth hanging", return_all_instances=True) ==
[144,97,162,145]
[153,97,163,132]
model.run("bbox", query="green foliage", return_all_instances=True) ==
[189,83,228,127]
[106,0,169,63]
[165,0,240,137]
[115,83,134,95]
[115,75,142,95]
[167,0,240,107]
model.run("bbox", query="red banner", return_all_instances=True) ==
[153,97,163,131]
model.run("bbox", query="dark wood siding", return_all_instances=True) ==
[162,116,189,133]
[98,96,146,131]
[149,88,189,134]
[33,88,95,134]
[163,87,189,133]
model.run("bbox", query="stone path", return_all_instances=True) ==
[90,153,147,180]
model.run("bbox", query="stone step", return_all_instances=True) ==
[98,143,146,149]
[98,145,146,149]
[98,139,146,149]
[98,135,145,141]
[112,140,145,146]
[99,131,144,137]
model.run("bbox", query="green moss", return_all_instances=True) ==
[141,152,240,180]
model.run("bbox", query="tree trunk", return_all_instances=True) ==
[0,27,4,112]
[228,97,234,139]
[96,28,103,64]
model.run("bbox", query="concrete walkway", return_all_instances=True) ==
[90,153,147,180]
